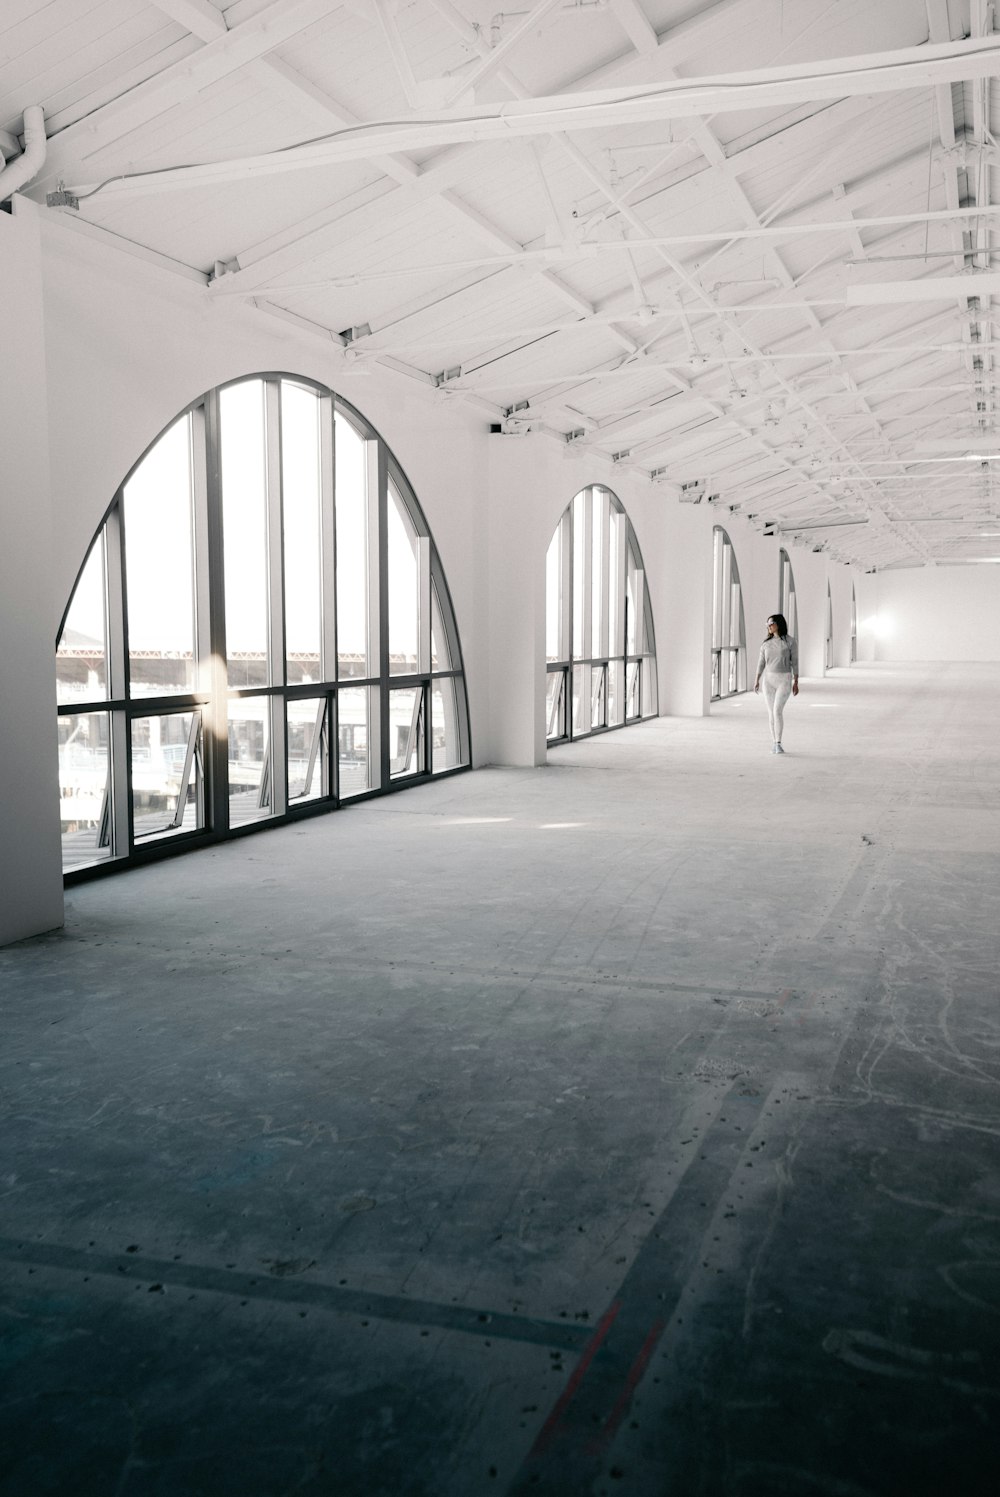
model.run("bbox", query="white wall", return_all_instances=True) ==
[0,201,64,944]
[861,566,1000,661]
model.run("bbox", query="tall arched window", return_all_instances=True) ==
[850,584,858,663]
[825,583,834,669]
[545,485,657,742]
[711,527,747,699]
[778,547,799,638]
[56,377,470,875]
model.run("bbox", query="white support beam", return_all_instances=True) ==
[444,0,564,105]
[609,0,658,55]
[64,37,1000,195]
[150,0,227,41]
[37,0,346,186]
[371,0,422,110]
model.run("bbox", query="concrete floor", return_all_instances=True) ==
[2,662,998,1497]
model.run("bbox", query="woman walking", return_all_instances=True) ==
[754,613,799,753]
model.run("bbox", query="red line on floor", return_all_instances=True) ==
[529,1299,622,1456]
[590,1316,667,1454]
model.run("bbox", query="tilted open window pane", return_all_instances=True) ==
[608,660,624,726]
[282,382,323,684]
[132,711,204,842]
[387,481,419,676]
[431,678,463,772]
[221,381,270,689]
[228,696,271,825]
[389,686,424,778]
[546,670,566,741]
[287,696,327,804]
[124,416,196,698]
[337,686,373,797]
[57,535,107,706]
[59,713,112,871]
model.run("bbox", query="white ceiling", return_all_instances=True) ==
[5,0,1000,568]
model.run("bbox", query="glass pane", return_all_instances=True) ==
[546,671,566,740]
[431,678,463,772]
[710,650,720,700]
[228,696,271,825]
[388,481,419,675]
[729,582,742,648]
[59,712,112,871]
[572,491,585,657]
[643,655,657,716]
[337,686,372,797]
[335,410,370,678]
[591,489,604,657]
[131,711,203,842]
[431,583,452,672]
[626,660,641,719]
[572,663,587,734]
[57,534,107,705]
[608,660,623,726]
[282,382,322,685]
[124,415,196,697]
[545,526,562,662]
[591,665,606,729]
[625,554,638,655]
[389,686,424,778]
[287,696,327,804]
[608,509,621,656]
[221,381,269,689]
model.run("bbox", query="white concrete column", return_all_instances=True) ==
[658,502,712,715]
[0,198,64,945]
[485,435,553,765]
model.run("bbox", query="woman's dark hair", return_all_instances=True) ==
[766,613,789,640]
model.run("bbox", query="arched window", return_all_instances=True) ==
[825,583,834,669]
[777,548,799,639]
[56,377,469,874]
[711,527,747,699]
[545,485,657,742]
[850,583,858,663]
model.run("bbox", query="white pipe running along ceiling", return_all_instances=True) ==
[8,0,1000,569]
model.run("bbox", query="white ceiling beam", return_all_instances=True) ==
[371,0,422,110]
[443,0,564,106]
[608,0,658,55]
[149,0,227,41]
[65,37,1000,195]
[38,0,346,187]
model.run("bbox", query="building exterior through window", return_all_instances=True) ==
[545,485,658,742]
[56,376,470,875]
[711,527,747,699]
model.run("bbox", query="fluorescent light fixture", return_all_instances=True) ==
[846,272,1000,304]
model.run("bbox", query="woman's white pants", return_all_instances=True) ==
[762,672,792,743]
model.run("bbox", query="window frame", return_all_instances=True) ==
[711,526,747,701]
[55,375,471,879]
[545,485,658,746]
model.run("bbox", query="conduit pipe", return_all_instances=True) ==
[0,107,46,203]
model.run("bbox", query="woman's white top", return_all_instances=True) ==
[756,634,798,677]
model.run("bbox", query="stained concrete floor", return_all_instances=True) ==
[1,662,999,1497]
